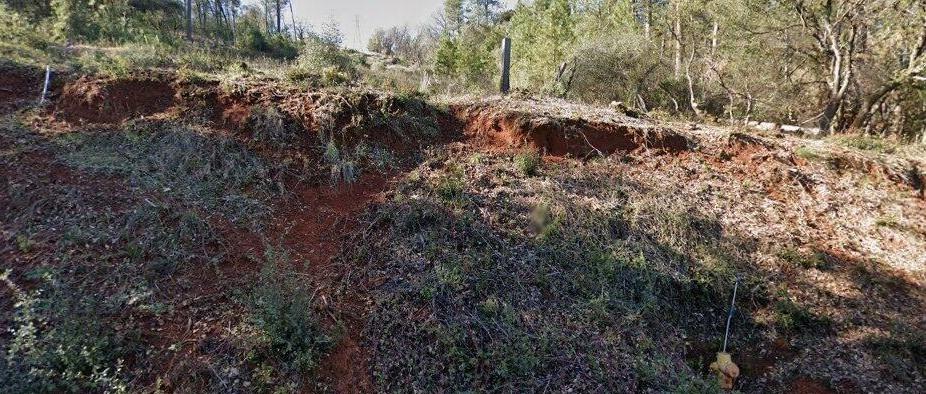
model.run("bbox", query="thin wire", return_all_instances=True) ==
[722,276,739,353]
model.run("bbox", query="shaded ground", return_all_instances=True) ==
[1,68,924,392]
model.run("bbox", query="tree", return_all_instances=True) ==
[470,0,502,24]
[509,0,576,88]
[444,0,465,35]
[368,28,391,54]
[186,0,192,40]
[850,1,926,130]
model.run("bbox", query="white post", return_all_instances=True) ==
[38,65,51,105]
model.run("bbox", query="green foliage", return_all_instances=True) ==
[833,134,894,153]
[433,165,466,203]
[876,214,900,228]
[247,105,301,147]
[295,37,359,80]
[778,248,829,270]
[0,3,47,48]
[237,26,299,60]
[778,248,829,269]
[249,248,332,372]
[514,151,541,176]
[323,140,358,184]
[434,35,460,77]
[1,272,131,393]
[774,295,831,334]
[509,0,576,89]
[50,0,181,43]
[795,146,824,161]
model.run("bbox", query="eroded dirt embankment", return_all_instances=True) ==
[452,101,691,157]
[18,70,692,160]
[54,76,176,123]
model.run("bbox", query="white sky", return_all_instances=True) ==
[252,0,520,50]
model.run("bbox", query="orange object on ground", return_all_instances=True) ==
[709,352,740,390]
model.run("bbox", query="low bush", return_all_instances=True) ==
[249,248,332,372]
[296,37,359,79]
[237,27,299,60]
[0,272,132,393]
[514,151,541,176]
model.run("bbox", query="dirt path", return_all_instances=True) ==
[270,174,396,392]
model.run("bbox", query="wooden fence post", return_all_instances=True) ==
[500,37,511,94]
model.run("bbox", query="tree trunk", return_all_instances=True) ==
[500,37,512,94]
[851,80,902,130]
[289,0,297,39]
[674,1,682,79]
[231,6,237,39]
[276,0,282,34]
[185,0,192,41]
[819,98,841,134]
[685,49,701,118]
[264,1,270,34]
[197,0,205,32]
[644,0,652,40]
[213,0,228,41]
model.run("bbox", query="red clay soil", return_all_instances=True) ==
[453,104,690,157]
[53,76,176,124]
[215,93,252,131]
[788,377,836,394]
[725,132,926,197]
[271,174,393,393]
[0,68,38,112]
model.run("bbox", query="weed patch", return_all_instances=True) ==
[56,122,279,227]
[777,248,829,270]
[0,271,134,393]
[514,151,541,176]
[832,134,895,153]
[248,248,333,372]
[794,146,823,161]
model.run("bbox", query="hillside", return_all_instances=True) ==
[1,63,924,392]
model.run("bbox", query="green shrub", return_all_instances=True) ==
[285,65,317,83]
[834,134,893,153]
[249,248,332,371]
[434,166,466,203]
[323,140,358,184]
[876,215,900,228]
[266,34,299,60]
[0,3,47,48]
[56,123,278,227]
[237,28,298,60]
[321,66,350,86]
[794,146,823,161]
[297,37,358,78]
[0,271,131,393]
[514,151,542,176]
[248,105,301,147]
[238,26,270,53]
